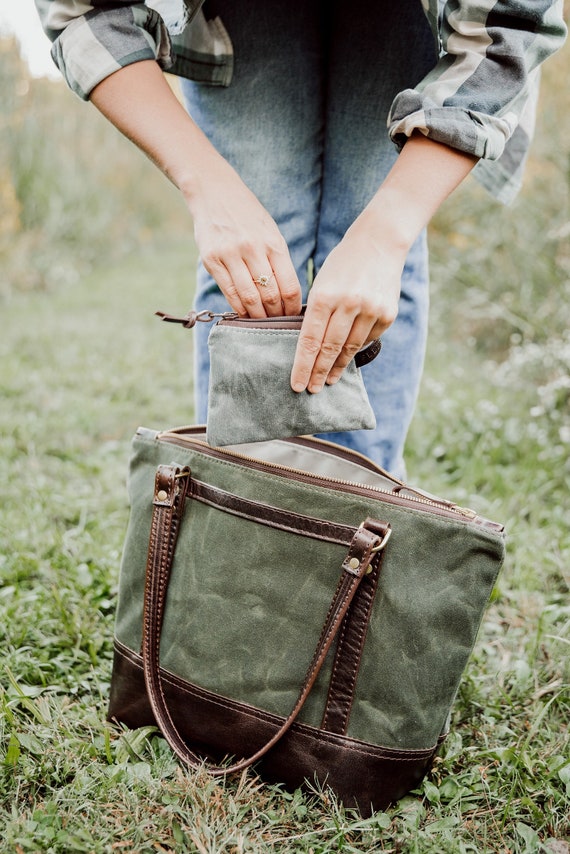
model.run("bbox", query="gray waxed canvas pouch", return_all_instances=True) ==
[206,314,380,446]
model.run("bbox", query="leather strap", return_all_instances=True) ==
[188,477,371,546]
[321,517,388,734]
[141,464,390,776]
[354,338,382,368]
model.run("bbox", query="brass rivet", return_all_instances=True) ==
[348,557,360,570]
[157,490,168,501]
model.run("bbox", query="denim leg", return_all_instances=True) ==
[181,0,436,475]
[313,0,436,476]
[180,1,325,422]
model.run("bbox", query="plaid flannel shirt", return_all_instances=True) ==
[34,0,566,203]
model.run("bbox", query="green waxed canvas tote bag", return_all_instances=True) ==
[108,425,506,815]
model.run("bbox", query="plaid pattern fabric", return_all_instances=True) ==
[34,0,566,203]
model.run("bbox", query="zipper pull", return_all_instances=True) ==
[452,505,477,519]
[155,309,238,329]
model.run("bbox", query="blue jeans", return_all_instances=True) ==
[181,0,436,477]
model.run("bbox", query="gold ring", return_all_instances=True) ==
[254,274,273,287]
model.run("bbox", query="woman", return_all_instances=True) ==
[35,0,567,475]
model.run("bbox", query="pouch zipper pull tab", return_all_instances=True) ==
[452,505,477,519]
[155,309,238,329]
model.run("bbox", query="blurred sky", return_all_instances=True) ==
[0,0,60,78]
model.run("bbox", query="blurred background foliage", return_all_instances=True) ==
[0,36,185,295]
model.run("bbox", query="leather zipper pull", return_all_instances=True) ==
[155,309,239,328]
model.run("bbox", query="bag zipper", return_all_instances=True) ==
[155,428,503,531]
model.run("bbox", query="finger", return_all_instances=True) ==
[325,316,373,385]
[202,256,249,316]
[268,248,303,316]
[226,258,268,318]
[290,303,331,393]
[245,256,286,318]
[304,310,361,393]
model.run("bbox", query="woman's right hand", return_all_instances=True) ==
[184,153,302,318]
[90,60,301,318]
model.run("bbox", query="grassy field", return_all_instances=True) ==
[1,29,569,854]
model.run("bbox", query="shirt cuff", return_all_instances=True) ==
[388,92,519,162]
[51,6,173,100]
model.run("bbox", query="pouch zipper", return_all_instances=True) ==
[155,309,303,328]
[217,316,304,330]
[216,310,306,327]
[155,428,503,531]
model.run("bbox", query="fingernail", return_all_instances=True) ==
[291,383,305,393]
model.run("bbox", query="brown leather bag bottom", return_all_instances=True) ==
[108,640,441,816]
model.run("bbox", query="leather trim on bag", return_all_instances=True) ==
[109,639,441,816]
[188,477,365,546]
[321,517,390,734]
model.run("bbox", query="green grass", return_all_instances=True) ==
[1,29,569,854]
[0,37,184,297]
[1,238,568,852]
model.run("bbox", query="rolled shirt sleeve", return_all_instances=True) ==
[34,2,174,100]
[388,0,567,163]
[34,0,566,201]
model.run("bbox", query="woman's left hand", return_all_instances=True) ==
[290,212,405,393]
[290,132,480,394]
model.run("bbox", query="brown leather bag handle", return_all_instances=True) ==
[141,464,390,776]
